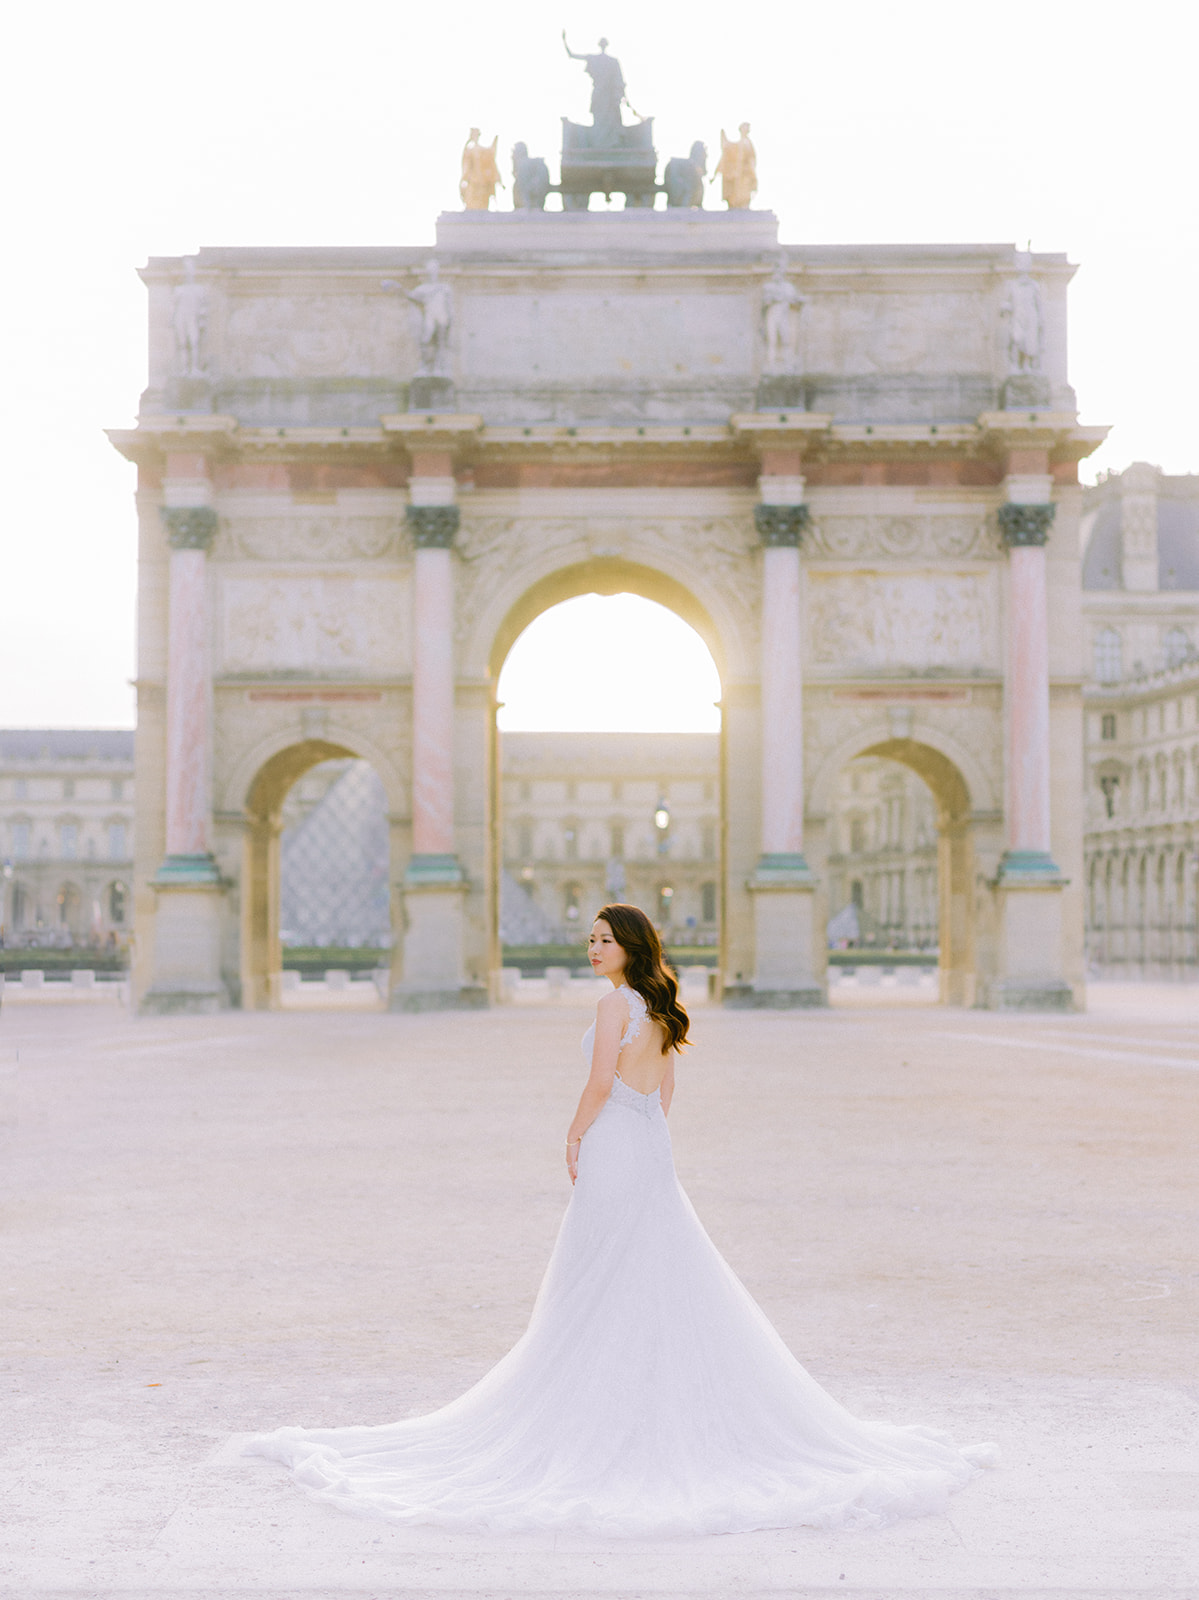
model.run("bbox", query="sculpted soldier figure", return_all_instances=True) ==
[172,259,206,377]
[712,123,757,209]
[762,258,805,374]
[460,129,502,210]
[403,263,453,377]
[1005,270,1043,372]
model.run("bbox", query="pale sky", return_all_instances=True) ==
[2,0,1195,729]
[497,596,722,731]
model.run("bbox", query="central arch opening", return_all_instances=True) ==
[493,589,723,1006]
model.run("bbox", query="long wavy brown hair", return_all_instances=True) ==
[593,903,692,1055]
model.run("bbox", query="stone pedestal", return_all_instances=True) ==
[392,863,486,1013]
[409,376,455,412]
[144,476,228,1014]
[755,376,807,410]
[733,859,823,1008]
[142,881,227,1015]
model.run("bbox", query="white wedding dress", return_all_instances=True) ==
[244,987,995,1535]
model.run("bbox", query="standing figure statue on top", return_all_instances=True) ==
[562,33,629,146]
[460,129,503,211]
[712,123,757,209]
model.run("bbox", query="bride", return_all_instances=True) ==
[244,903,995,1535]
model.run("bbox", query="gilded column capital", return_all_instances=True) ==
[161,506,218,551]
[998,502,1055,548]
[406,504,461,548]
[754,503,810,547]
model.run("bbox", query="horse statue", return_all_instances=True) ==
[663,142,707,209]
[512,143,551,212]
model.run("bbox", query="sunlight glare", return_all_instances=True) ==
[496,594,721,733]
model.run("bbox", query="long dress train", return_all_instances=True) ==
[243,988,996,1535]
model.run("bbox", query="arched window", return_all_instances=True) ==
[700,881,717,923]
[563,883,582,924]
[1163,627,1193,669]
[1093,627,1122,684]
[108,882,127,925]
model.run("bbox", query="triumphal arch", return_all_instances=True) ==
[111,69,1106,1014]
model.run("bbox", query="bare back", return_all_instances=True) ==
[612,986,674,1095]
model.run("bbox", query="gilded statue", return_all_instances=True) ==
[460,128,502,211]
[712,123,757,210]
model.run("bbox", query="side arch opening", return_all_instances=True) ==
[823,736,977,1007]
[242,738,392,1010]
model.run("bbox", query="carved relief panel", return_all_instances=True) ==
[217,293,419,379]
[805,571,1002,673]
[215,575,410,677]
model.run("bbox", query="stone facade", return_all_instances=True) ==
[1081,464,1199,972]
[0,730,135,948]
[500,733,720,944]
[110,210,1104,1013]
[826,758,939,950]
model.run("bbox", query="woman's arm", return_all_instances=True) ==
[565,990,626,1183]
[659,1051,676,1118]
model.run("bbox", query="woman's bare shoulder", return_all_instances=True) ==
[595,985,630,1016]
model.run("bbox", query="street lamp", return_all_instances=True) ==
[653,799,670,857]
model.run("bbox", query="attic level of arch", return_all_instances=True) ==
[111,413,1098,489]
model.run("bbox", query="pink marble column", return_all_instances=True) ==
[760,543,805,856]
[157,459,219,883]
[1006,543,1051,853]
[165,545,211,856]
[998,487,1060,877]
[406,458,462,878]
[411,542,455,857]
[754,464,812,874]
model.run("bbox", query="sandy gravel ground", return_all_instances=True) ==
[1,988,1196,1599]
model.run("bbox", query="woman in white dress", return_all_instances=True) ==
[244,903,995,1535]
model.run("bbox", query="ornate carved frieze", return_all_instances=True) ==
[754,504,810,546]
[221,514,401,562]
[161,506,219,551]
[406,505,461,547]
[806,571,1002,671]
[452,513,759,652]
[804,513,996,560]
[997,502,1055,547]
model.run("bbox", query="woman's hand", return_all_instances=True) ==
[566,1136,581,1185]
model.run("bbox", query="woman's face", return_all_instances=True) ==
[588,919,628,980]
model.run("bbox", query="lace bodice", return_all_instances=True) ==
[581,983,647,1064]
